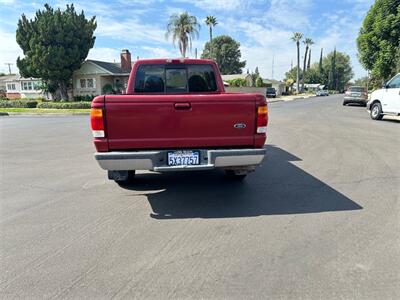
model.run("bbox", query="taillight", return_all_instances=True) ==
[90,108,105,138]
[257,105,268,134]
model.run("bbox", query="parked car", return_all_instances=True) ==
[266,87,276,98]
[367,73,400,120]
[343,86,368,106]
[316,89,329,96]
[90,58,268,183]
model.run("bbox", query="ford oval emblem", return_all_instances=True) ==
[234,123,246,129]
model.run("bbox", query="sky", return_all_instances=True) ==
[0,0,374,80]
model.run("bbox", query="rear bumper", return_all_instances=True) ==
[344,97,367,103]
[95,148,266,171]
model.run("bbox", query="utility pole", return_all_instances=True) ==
[195,48,197,59]
[366,70,369,91]
[4,63,13,75]
[271,54,275,79]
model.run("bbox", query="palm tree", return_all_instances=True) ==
[291,32,303,93]
[205,15,217,57]
[166,12,200,57]
[302,37,314,92]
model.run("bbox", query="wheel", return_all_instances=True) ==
[225,170,247,180]
[343,101,347,106]
[370,102,383,120]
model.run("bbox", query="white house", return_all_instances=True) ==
[5,75,50,100]
[72,49,133,97]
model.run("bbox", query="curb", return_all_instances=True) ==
[1,112,90,116]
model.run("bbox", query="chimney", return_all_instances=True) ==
[120,49,132,72]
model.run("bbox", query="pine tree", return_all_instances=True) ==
[16,4,97,100]
[319,48,323,73]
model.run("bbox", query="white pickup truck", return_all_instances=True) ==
[367,73,400,120]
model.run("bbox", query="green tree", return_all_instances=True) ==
[201,35,246,74]
[225,78,247,87]
[304,63,324,84]
[16,4,96,100]
[353,76,370,88]
[166,12,200,58]
[357,0,400,81]
[323,50,353,91]
[328,48,337,90]
[205,15,217,57]
[319,48,323,73]
[302,37,314,91]
[285,66,302,82]
[251,66,260,86]
[255,76,264,87]
[291,32,303,93]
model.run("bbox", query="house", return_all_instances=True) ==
[0,75,17,92]
[292,83,324,92]
[72,49,133,97]
[221,74,253,86]
[4,75,51,100]
[262,79,286,96]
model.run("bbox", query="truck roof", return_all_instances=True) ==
[134,58,215,65]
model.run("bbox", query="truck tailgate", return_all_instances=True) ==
[105,94,256,150]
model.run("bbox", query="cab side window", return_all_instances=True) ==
[387,75,400,88]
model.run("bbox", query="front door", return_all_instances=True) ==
[382,74,400,113]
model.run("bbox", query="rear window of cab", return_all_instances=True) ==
[134,64,218,94]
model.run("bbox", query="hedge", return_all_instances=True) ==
[37,101,92,109]
[0,100,38,108]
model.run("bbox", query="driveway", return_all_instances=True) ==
[1,95,399,299]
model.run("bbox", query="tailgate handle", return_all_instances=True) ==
[174,102,191,110]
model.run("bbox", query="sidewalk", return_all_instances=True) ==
[267,94,315,103]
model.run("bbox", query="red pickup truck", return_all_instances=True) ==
[90,58,268,183]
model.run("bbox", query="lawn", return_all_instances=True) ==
[0,108,90,114]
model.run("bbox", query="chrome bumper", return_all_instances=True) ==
[95,148,266,171]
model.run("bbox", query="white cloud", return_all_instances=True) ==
[140,46,177,58]
[0,0,15,4]
[96,16,167,44]
[177,0,246,11]
[87,47,121,62]
[0,27,21,74]
[265,0,312,29]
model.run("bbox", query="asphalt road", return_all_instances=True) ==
[1,95,399,299]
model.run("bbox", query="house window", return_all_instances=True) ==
[87,78,94,88]
[22,82,33,90]
[7,83,16,91]
[80,79,86,88]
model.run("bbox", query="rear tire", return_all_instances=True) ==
[225,170,247,180]
[343,101,347,106]
[370,102,383,120]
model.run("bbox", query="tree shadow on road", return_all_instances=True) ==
[119,146,362,219]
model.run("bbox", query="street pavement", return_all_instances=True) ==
[0,95,399,299]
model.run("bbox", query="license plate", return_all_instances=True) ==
[351,93,361,97]
[167,150,200,166]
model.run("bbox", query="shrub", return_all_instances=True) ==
[0,100,38,108]
[102,83,114,94]
[37,101,91,109]
[226,78,248,87]
[73,95,97,101]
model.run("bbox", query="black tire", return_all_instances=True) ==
[225,170,247,180]
[343,101,347,106]
[370,102,383,120]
